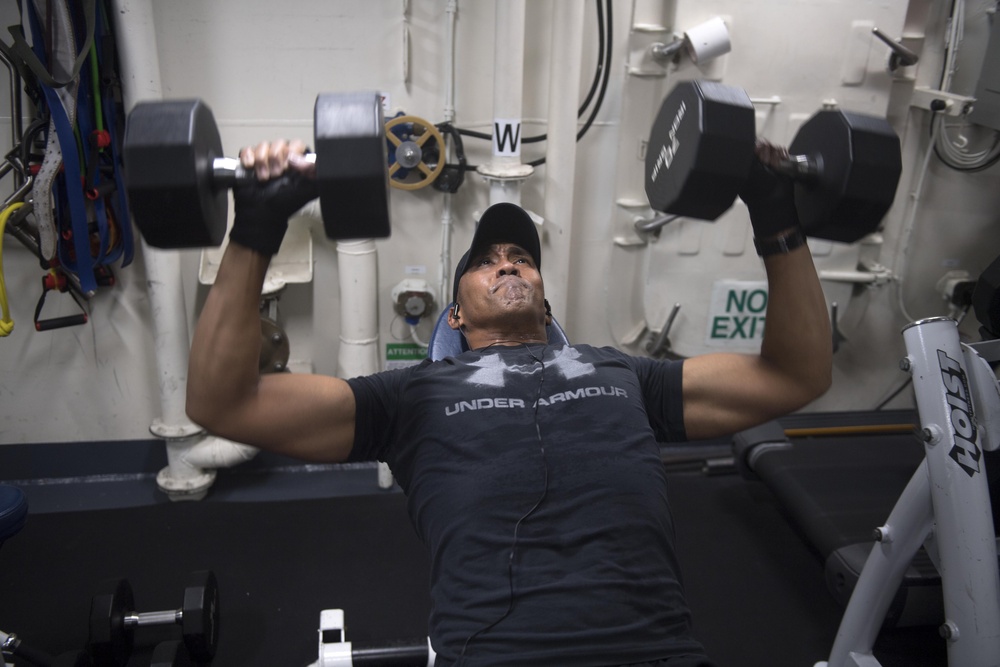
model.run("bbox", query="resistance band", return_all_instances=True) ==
[0,202,27,336]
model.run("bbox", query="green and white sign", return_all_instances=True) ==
[705,280,768,347]
[385,343,428,369]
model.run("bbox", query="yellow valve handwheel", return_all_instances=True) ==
[385,115,446,191]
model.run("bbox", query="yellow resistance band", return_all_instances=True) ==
[0,202,26,337]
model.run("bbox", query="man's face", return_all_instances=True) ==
[452,243,546,331]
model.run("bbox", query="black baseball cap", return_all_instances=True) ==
[452,202,541,305]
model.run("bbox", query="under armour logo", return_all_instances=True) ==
[464,347,595,388]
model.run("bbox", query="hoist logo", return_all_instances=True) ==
[650,100,686,183]
[937,349,982,477]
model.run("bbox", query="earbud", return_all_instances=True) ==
[544,300,552,317]
[451,303,461,320]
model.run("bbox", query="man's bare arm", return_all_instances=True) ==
[186,141,356,462]
[682,241,832,440]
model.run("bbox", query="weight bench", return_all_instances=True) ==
[0,484,27,549]
[733,413,1000,629]
[426,306,569,359]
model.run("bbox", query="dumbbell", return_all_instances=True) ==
[644,79,903,243]
[88,571,219,666]
[123,92,391,249]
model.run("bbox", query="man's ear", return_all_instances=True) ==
[447,302,462,331]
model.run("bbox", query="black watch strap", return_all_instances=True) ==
[754,228,807,257]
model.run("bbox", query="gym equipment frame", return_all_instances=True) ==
[817,317,1000,667]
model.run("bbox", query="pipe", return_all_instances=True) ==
[438,0,458,307]
[439,197,454,308]
[335,239,387,488]
[477,0,533,206]
[442,0,458,126]
[111,0,257,500]
[541,0,586,327]
[336,240,380,378]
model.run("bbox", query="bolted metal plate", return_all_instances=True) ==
[645,80,756,220]
[789,110,901,243]
[259,316,290,373]
[124,99,228,248]
[181,570,220,662]
[88,578,136,667]
[315,91,391,240]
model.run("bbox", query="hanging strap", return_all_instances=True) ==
[22,0,97,293]
[33,118,62,261]
[42,81,96,294]
[6,0,95,89]
[23,0,83,266]
[93,1,133,267]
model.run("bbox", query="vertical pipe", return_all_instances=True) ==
[335,238,390,488]
[110,1,196,434]
[111,0,217,499]
[439,0,459,307]
[541,0,586,326]
[337,239,384,489]
[336,240,379,379]
[483,0,531,206]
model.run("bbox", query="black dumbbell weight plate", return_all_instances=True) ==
[789,110,901,243]
[645,79,757,221]
[181,570,220,662]
[315,91,391,241]
[124,100,228,248]
[88,578,135,667]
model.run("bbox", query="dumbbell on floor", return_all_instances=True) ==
[123,92,391,249]
[88,570,219,666]
[644,79,903,243]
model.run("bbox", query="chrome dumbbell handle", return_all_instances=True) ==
[125,609,183,627]
[212,154,317,187]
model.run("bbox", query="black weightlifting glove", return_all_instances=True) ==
[738,140,800,240]
[230,172,319,256]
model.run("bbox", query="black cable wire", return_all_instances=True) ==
[450,0,613,170]
[457,345,550,663]
[930,107,1000,173]
[526,0,612,168]
[927,0,1000,173]
[521,0,605,145]
[572,0,612,143]
[573,0,607,130]
[453,0,604,146]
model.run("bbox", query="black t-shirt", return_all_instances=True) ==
[347,343,707,665]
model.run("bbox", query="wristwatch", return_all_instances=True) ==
[754,228,807,257]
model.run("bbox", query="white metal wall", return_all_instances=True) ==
[0,0,997,445]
